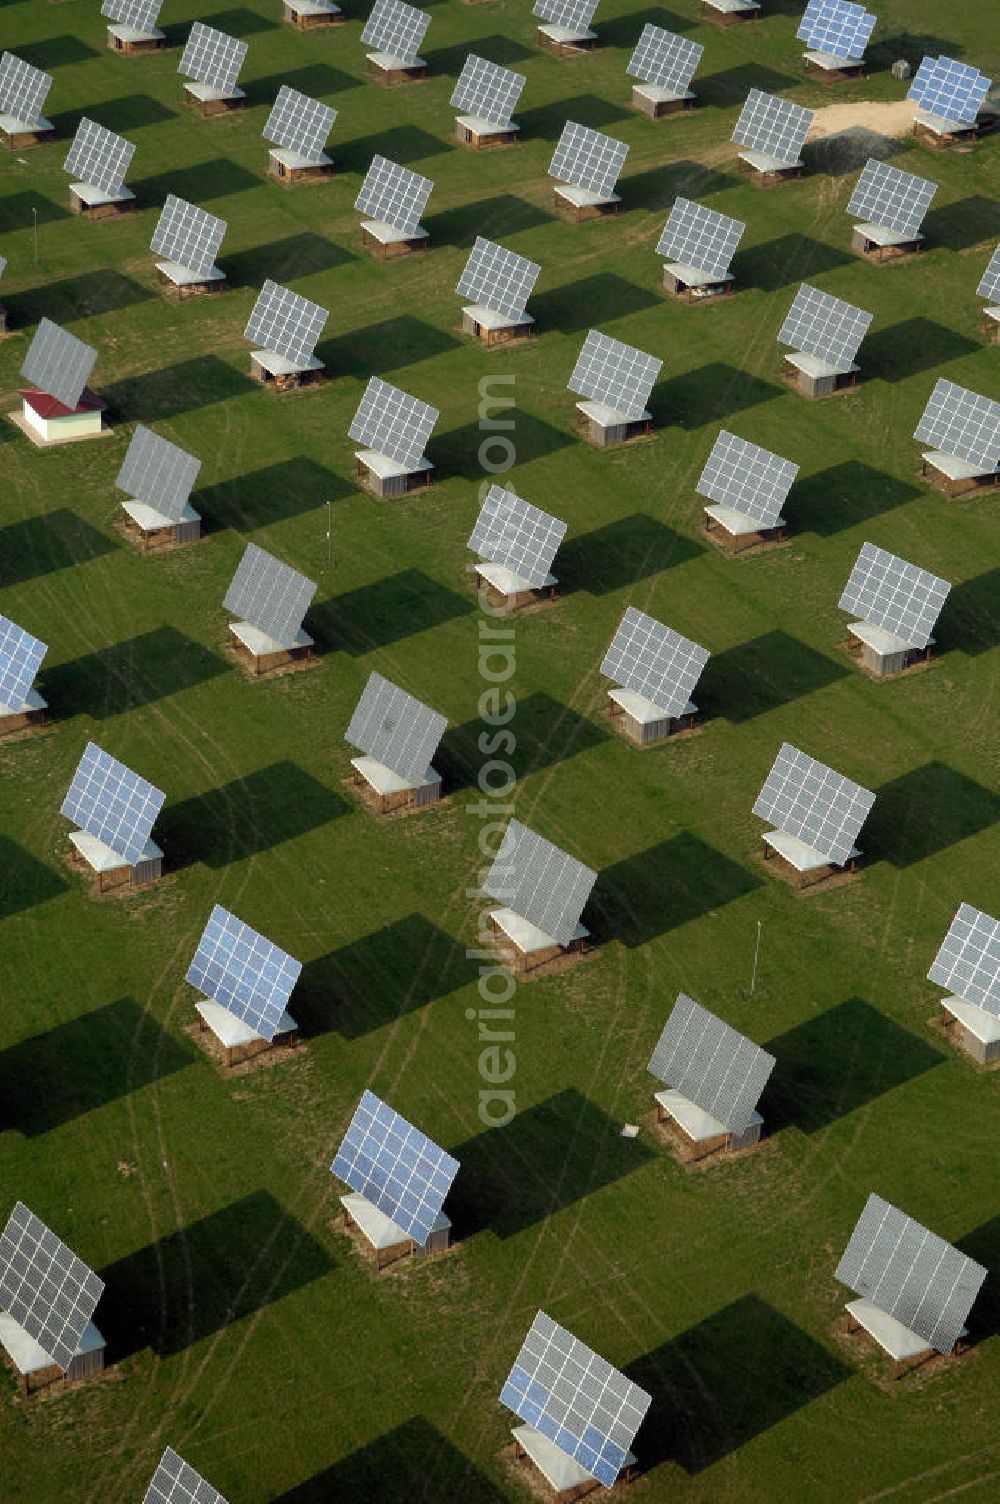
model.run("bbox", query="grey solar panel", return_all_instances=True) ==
[345,670,447,784]
[355,155,432,234]
[753,742,874,866]
[331,1089,460,1245]
[978,245,1000,303]
[568,330,661,420]
[116,425,201,522]
[349,376,438,468]
[846,159,937,239]
[797,0,876,59]
[835,1194,986,1356]
[0,52,53,124]
[533,0,597,29]
[909,55,991,126]
[361,0,430,63]
[186,905,301,1041]
[223,542,316,644]
[626,25,703,93]
[102,0,163,28]
[150,194,227,276]
[648,993,775,1133]
[244,280,328,366]
[914,379,1000,470]
[732,89,813,163]
[263,85,336,162]
[451,55,525,125]
[0,614,47,711]
[143,1449,229,1504]
[838,541,950,649]
[484,819,597,947]
[0,1203,104,1373]
[60,740,165,865]
[178,22,247,93]
[500,1312,651,1488]
[468,484,566,587]
[549,121,627,198]
[778,283,872,367]
[456,238,540,322]
[64,118,134,195]
[696,430,799,527]
[600,606,708,718]
[21,318,97,411]
[656,197,744,279]
[928,903,1000,1016]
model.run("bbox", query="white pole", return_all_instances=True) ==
[32,206,38,266]
[326,499,332,570]
[750,920,762,995]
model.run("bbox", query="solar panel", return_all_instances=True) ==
[0,614,47,711]
[331,1089,460,1246]
[648,993,775,1133]
[150,194,226,276]
[102,0,163,29]
[909,55,991,126]
[928,903,1000,1016]
[835,1194,986,1356]
[0,1203,104,1373]
[797,0,876,59]
[116,425,201,522]
[567,330,661,420]
[549,121,627,198]
[263,85,336,162]
[468,484,566,587]
[626,25,703,93]
[753,742,874,866]
[245,280,328,366]
[21,318,97,411]
[178,22,247,93]
[451,55,525,125]
[355,155,432,234]
[64,118,134,196]
[60,740,165,865]
[838,541,950,649]
[533,0,597,30]
[346,670,447,784]
[914,378,1000,469]
[500,1312,651,1488]
[846,158,937,239]
[143,1449,229,1504]
[186,905,301,1041]
[778,283,872,367]
[696,430,799,527]
[600,606,708,718]
[349,376,438,468]
[732,89,813,163]
[223,541,316,644]
[483,819,597,947]
[361,0,430,63]
[456,238,540,322]
[656,197,744,279]
[0,52,52,124]
[978,244,1000,302]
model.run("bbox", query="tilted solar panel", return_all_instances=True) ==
[778,283,872,367]
[60,740,165,865]
[349,376,438,468]
[533,0,597,30]
[468,484,566,587]
[846,159,937,239]
[648,992,775,1133]
[656,197,744,279]
[626,25,703,93]
[64,118,134,195]
[0,614,47,712]
[797,0,876,60]
[223,542,317,644]
[0,1202,104,1372]
[244,280,328,366]
[838,541,950,649]
[600,606,708,718]
[913,379,1000,469]
[928,903,1000,1015]
[116,425,201,521]
[732,89,813,163]
[549,121,627,198]
[978,244,1000,302]
[456,238,540,322]
[909,55,991,126]
[345,670,447,784]
[355,155,432,234]
[331,1089,460,1245]
[0,52,52,123]
[752,742,874,866]
[178,22,247,92]
[451,55,525,125]
[102,0,163,30]
[150,195,227,276]
[567,330,661,420]
[361,0,430,63]
[696,430,798,527]
[483,819,597,947]
[142,1449,230,1504]
[186,905,301,1040]
[263,85,336,162]
[21,318,97,411]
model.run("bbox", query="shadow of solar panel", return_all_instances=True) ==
[116,424,201,521]
[361,0,430,62]
[349,376,438,468]
[0,1202,104,1372]
[914,378,1000,468]
[21,318,97,410]
[468,484,565,586]
[696,430,798,527]
[484,819,597,946]
[567,330,660,419]
[549,120,627,197]
[103,0,163,28]
[60,740,165,865]
[0,51,52,122]
[150,194,226,276]
[838,541,949,648]
[457,238,539,321]
[143,1449,229,1504]
[186,904,301,1039]
[909,54,991,125]
[245,280,328,365]
[451,54,524,124]
[178,21,246,91]
[263,84,336,161]
[648,992,774,1132]
[797,0,876,59]
[533,0,596,28]
[346,670,447,784]
[355,154,432,233]
[732,89,812,161]
[656,197,743,278]
[64,118,134,195]
[928,903,1000,1014]
[600,606,708,717]
[779,283,872,366]
[223,541,317,643]
[978,244,1000,302]
[626,24,702,92]
[753,742,874,866]
[270,1419,508,1504]
[846,158,937,238]
[0,614,46,711]
[331,1088,459,1245]
[835,1194,987,1354]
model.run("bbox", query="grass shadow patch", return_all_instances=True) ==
[427,193,551,246]
[870,762,1000,867]
[102,355,257,421]
[0,191,69,234]
[14,269,152,326]
[698,63,799,109]
[595,832,761,947]
[225,233,353,287]
[517,91,629,139]
[737,232,853,292]
[317,316,459,378]
[337,125,452,174]
[245,61,360,106]
[701,631,848,723]
[0,837,69,920]
[44,627,228,719]
[435,412,571,477]
[200,5,278,33]
[0,510,115,587]
[51,95,176,140]
[440,691,608,792]
[958,1218,1000,1338]
[938,568,1000,657]
[530,272,659,333]
[865,317,978,382]
[924,196,1000,253]
[560,514,703,595]
[425,35,534,75]
[132,157,258,206]
[273,1420,507,1504]
[198,457,349,532]
[312,569,473,654]
[793,460,921,536]
[600,6,694,46]
[15,35,98,68]
[160,762,350,870]
[657,361,783,430]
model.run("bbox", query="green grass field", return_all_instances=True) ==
[0,0,998,1498]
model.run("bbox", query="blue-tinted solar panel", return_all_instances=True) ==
[60,741,165,865]
[797,0,875,59]
[0,613,46,711]
[331,1089,459,1246]
[185,905,301,1041]
[909,55,991,126]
